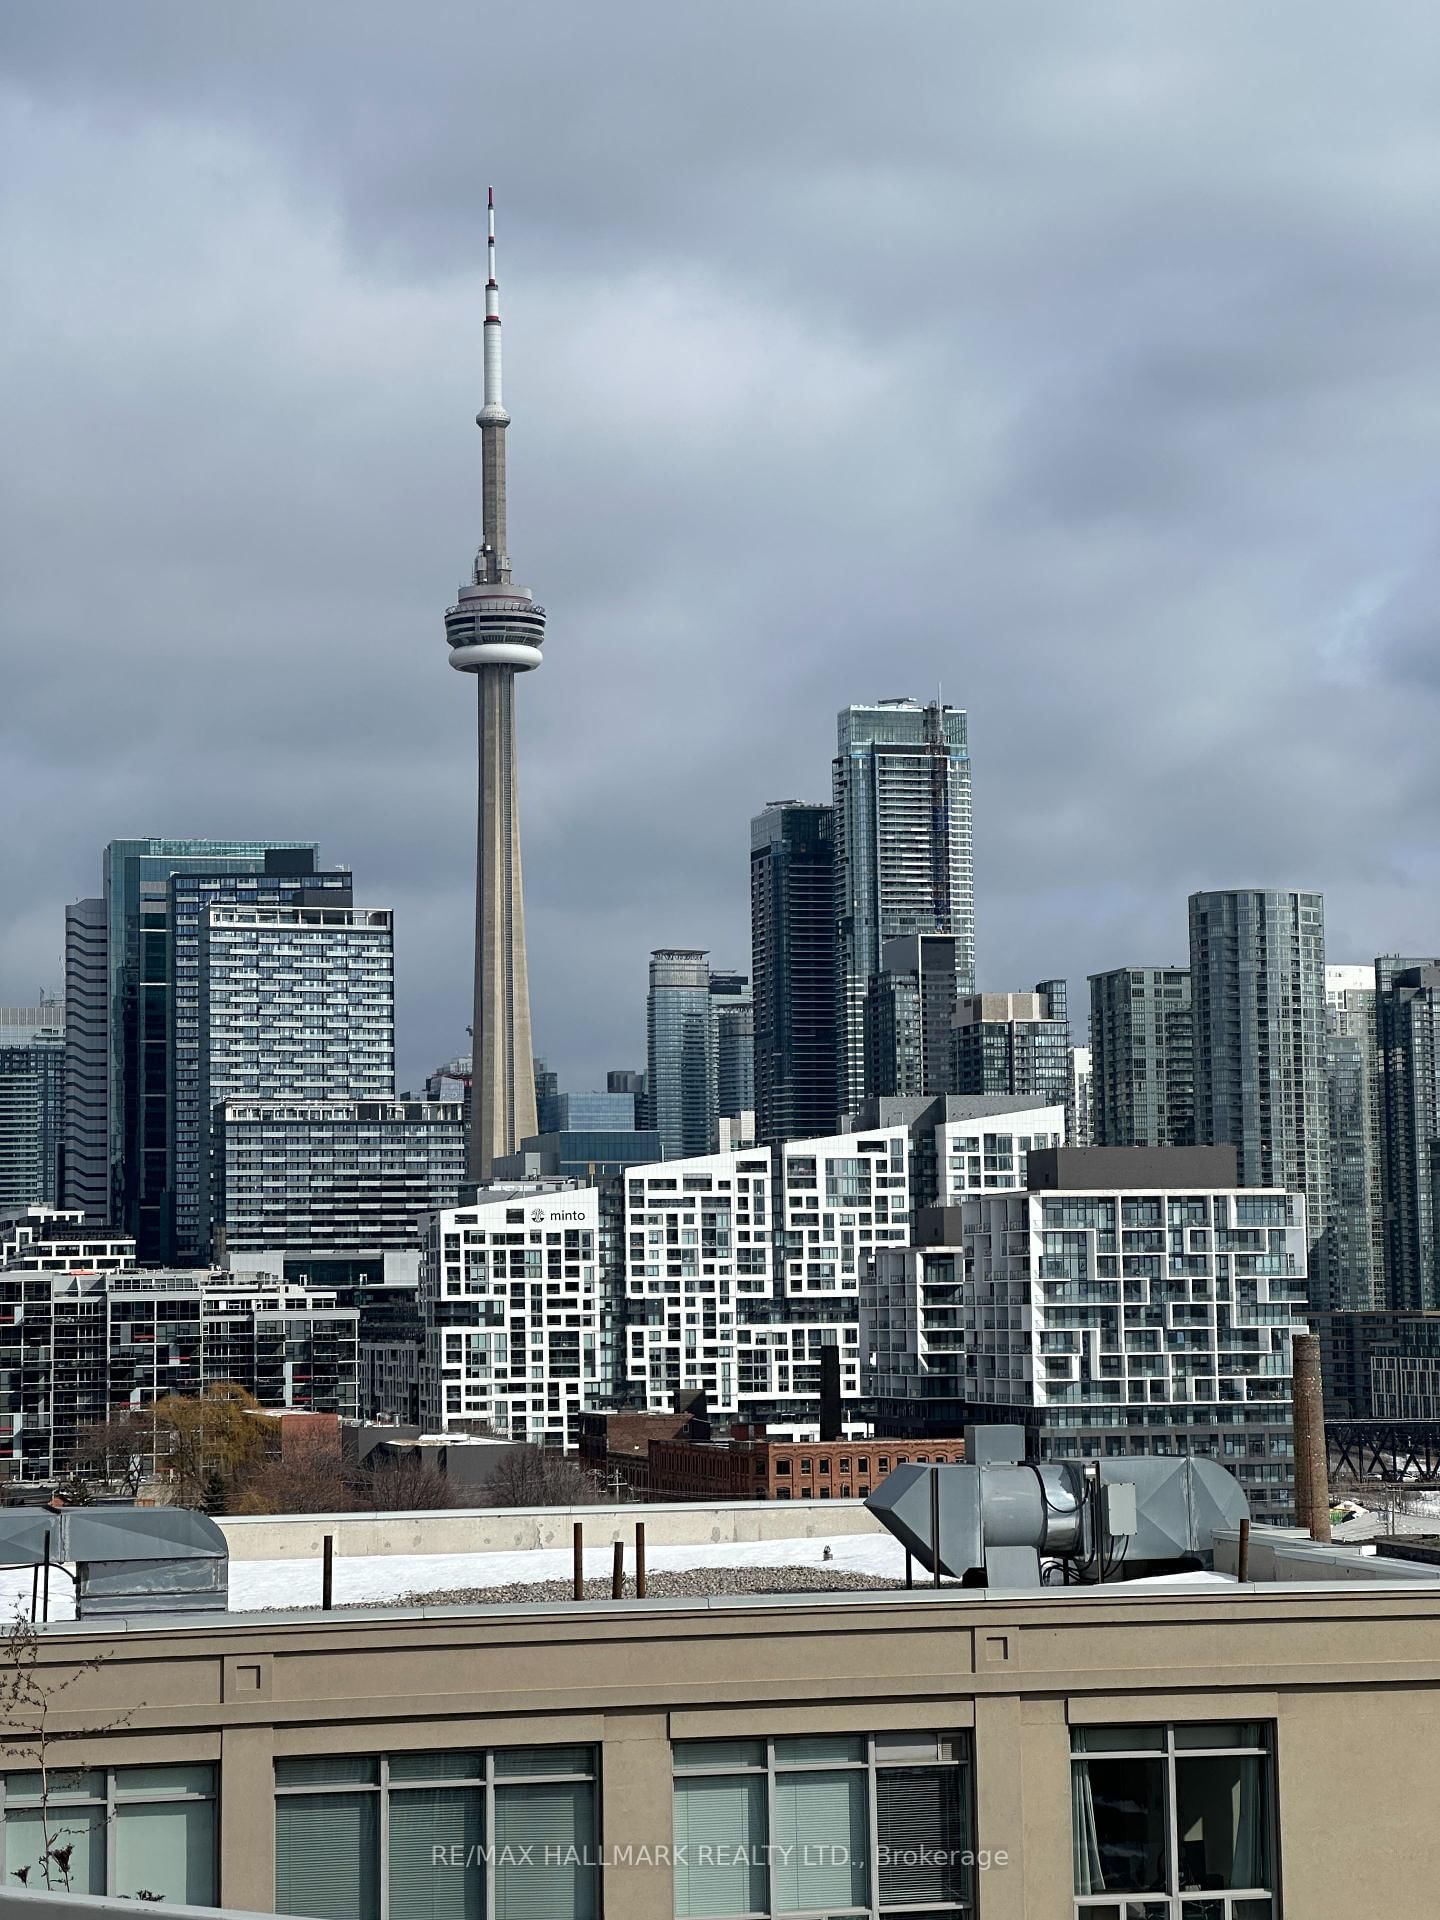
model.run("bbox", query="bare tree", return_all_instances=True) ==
[0,1612,131,1895]
[361,1460,469,1511]
[231,1427,361,1516]
[486,1446,605,1509]
[67,1409,150,1499]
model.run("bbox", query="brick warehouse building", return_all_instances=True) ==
[646,1434,966,1501]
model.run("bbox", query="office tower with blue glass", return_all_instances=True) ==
[1190,888,1329,1300]
[647,950,715,1160]
[0,1002,65,1215]
[833,700,974,1113]
[541,1090,639,1130]
[99,836,318,1258]
[1088,966,1195,1148]
[443,191,544,1181]
[534,1059,561,1132]
[750,801,837,1146]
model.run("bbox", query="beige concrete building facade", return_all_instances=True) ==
[4,1569,1439,1917]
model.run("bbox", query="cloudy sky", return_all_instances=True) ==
[5,3,1440,1094]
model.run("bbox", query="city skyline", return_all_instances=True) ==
[9,9,1440,1099]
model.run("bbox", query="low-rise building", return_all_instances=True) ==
[577,1405,707,1496]
[646,1432,967,1501]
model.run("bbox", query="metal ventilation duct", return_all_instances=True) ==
[866,1424,1248,1588]
[0,1506,229,1616]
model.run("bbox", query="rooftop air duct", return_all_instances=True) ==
[866,1424,1248,1588]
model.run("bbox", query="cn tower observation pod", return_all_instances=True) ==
[445,576,546,672]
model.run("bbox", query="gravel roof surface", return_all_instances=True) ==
[317,1565,913,1608]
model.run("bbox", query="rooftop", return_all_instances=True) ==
[5,1496,1433,1631]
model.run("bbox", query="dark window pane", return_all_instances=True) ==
[1173,1722,1265,1749]
[1175,1754,1270,1892]
[1071,1726,1165,1753]
[672,1739,764,1772]
[877,1766,970,1908]
[389,1753,485,1782]
[493,1745,594,1779]
[1071,1757,1166,1895]
[774,1735,864,1766]
[275,1756,379,1788]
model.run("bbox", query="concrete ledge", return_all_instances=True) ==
[218,1498,885,1560]
[1214,1524,1440,1583]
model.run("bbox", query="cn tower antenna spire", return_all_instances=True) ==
[477,185,511,583]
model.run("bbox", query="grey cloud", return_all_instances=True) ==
[5,3,1440,1093]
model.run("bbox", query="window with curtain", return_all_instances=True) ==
[0,1762,217,1905]
[672,1730,973,1919]
[1070,1722,1276,1919]
[274,1745,597,1920]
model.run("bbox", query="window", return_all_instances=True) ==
[673,1731,973,1918]
[1071,1722,1275,1918]
[275,1745,597,1920]
[0,1763,216,1904]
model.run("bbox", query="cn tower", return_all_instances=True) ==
[444,189,544,1180]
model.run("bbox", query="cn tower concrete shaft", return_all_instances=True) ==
[472,663,537,1180]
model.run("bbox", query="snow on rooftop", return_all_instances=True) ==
[0,1529,1236,1623]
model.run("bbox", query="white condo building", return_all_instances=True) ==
[934,1100,1066,1200]
[419,1185,604,1445]
[620,1127,913,1432]
[864,1145,1310,1524]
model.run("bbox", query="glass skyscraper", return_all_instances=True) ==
[196,903,396,1253]
[101,837,317,1259]
[0,1004,65,1215]
[1375,955,1440,1311]
[750,801,837,1146]
[646,950,715,1160]
[1189,889,1329,1298]
[168,853,352,1263]
[833,700,974,1114]
[710,968,754,1134]
[1324,964,1383,1312]
[1088,965,1195,1148]
[865,934,963,1100]
[62,898,108,1221]
[949,984,1070,1109]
